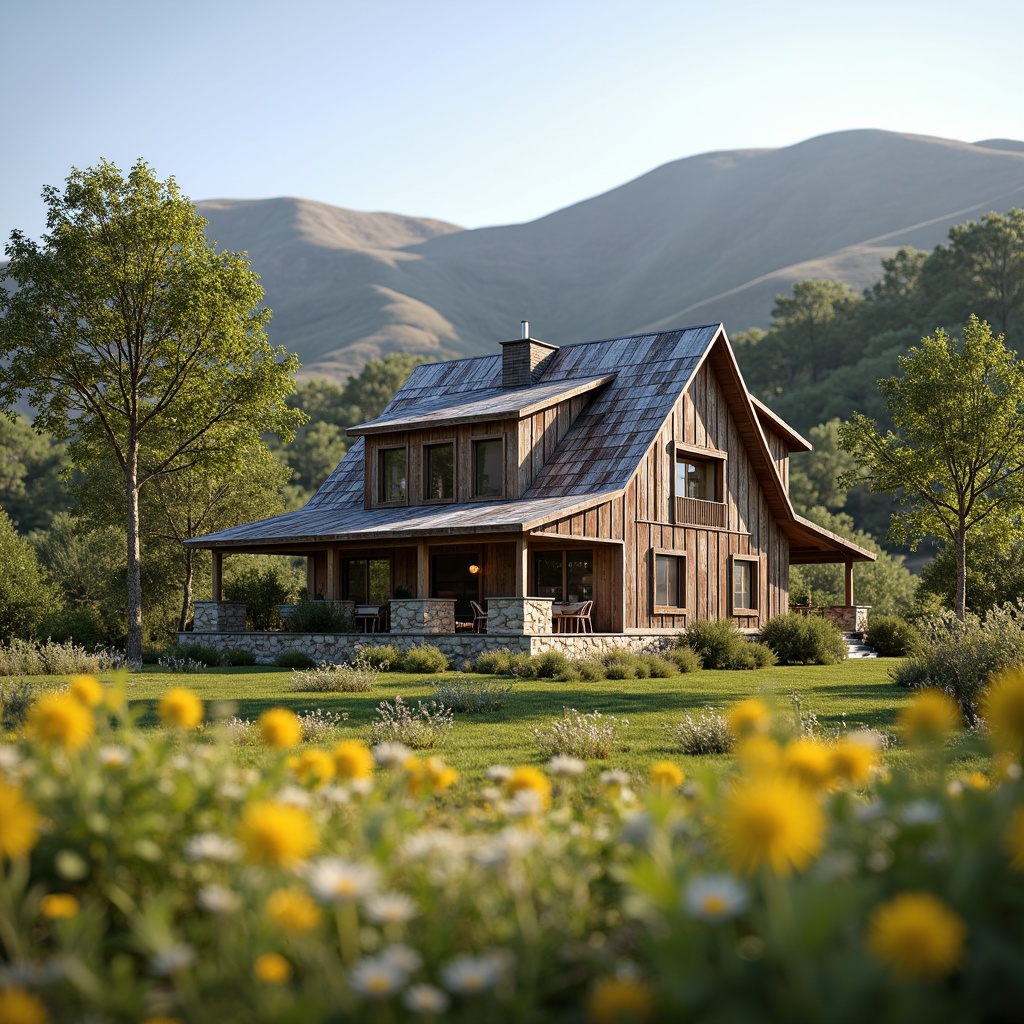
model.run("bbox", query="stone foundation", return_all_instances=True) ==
[192,601,247,632]
[793,605,871,633]
[389,599,456,634]
[486,597,554,634]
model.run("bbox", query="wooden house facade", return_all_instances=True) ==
[186,324,873,639]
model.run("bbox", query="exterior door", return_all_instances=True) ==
[430,553,480,623]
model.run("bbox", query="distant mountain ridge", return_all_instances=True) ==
[170,131,1024,380]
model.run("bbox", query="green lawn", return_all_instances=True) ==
[23,657,989,783]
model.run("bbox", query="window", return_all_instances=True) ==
[675,457,717,501]
[344,558,391,604]
[378,448,407,503]
[424,443,454,501]
[534,549,593,602]
[654,553,685,608]
[473,438,503,497]
[732,556,758,612]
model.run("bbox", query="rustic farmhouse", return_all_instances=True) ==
[180,323,874,662]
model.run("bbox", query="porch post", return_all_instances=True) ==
[514,538,528,597]
[844,559,854,607]
[416,541,428,598]
[212,551,223,601]
[327,548,341,601]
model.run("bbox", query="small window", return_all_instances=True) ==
[655,553,685,608]
[378,448,407,503]
[675,458,717,501]
[424,443,454,501]
[732,557,757,612]
[473,438,503,497]
[344,558,391,603]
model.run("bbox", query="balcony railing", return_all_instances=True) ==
[675,496,728,529]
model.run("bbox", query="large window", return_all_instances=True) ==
[378,448,407,504]
[654,553,685,609]
[473,438,504,497]
[534,549,593,602]
[344,558,391,604]
[732,556,758,613]
[675,457,717,501]
[424,443,454,501]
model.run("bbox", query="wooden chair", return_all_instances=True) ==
[470,600,488,633]
[561,600,593,633]
[354,604,382,633]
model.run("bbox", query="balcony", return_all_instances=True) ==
[675,496,728,529]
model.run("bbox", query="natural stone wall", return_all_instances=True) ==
[486,597,554,635]
[389,599,456,635]
[793,605,871,633]
[192,601,247,632]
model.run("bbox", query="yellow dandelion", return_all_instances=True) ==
[158,688,204,730]
[287,749,335,786]
[982,669,1024,753]
[68,674,103,707]
[782,737,835,790]
[867,891,967,980]
[726,698,771,739]
[504,766,552,809]
[898,689,961,744]
[266,888,322,933]
[254,952,292,985]
[961,771,990,790]
[584,977,655,1024]
[718,776,825,876]
[238,800,318,868]
[0,782,41,861]
[1006,808,1024,871]
[424,756,458,792]
[40,894,79,919]
[733,734,782,774]
[259,708,302,750]
[649,761,685,789]
[332,739,374,780]
[830,737,878,786]
[27,693,94,752]
[0,987,51,1024]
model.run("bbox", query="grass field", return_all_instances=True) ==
[24,658,988,783]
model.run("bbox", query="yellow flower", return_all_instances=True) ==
[782,738,834,790]
[69,674,103,707]
[0,987,51,1024]
[40,893,79,919]
[1006,808,1024,871]
[0,782,41,861]
[982,669,1024,753]
[718,776,825,876]
[960,771,989,790]
[726,699,771,739]
[254,952,292,984]
[830,736,878,786]
[504,766,552,809]
[333,739,374,781]
[425,756,458,792]
[866,891,967,980]
[404,756,427,796]
[649,761,685,789]
[259,708,302,749]
[288,749,335,786]
[238,800,318,867]
[584,977,655,1024]
[158,688,204,730]
[898,689,961,744]
[27,693,94,752]
[733,734,782,774]
[266,888,322,933]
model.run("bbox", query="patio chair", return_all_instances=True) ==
[470,600,488,633]
[561,600,593,633]
[354,604,382,633]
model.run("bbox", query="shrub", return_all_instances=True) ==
[222,647,257,667]
[668,646,702,673]
[533,651,570,678]
[467,648,514,675]
[535,707,626,759]
[642,654,677,678]
[166,643,223,667]
[297,707,349,743]
[290,658,379,693]
[866,615,923,657]
[680,620,751,670]
[274,650,317,669]
[369,695,454,749]
[431,674,513,713]
[760,613,847,666]
[0,639,111,676]
[508,652,538,677]
[602,651,640,680]
[157,653,206,674]
[575,659,608,681]
[402,643,450,674]
[0,678,41,730]
[283,600,353,633]
[667,708,734,755]
[358,644,404,671]
[224,565,295,631]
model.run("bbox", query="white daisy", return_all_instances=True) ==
[308,857,380,904]
[149,943,197,976]
[404,983,450,1014]
[440,953,504,994]
[349,955,408,999]
[184,833,241,863]
[98,745,132,769]
[548,755,586,778]
[197,884,241,915]
[379,943,423,973]
[683,874,749,922]
[365,892,418,925]
[485,764,513,783]
[373,742,412,768]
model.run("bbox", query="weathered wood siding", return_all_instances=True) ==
[764,430,790,492]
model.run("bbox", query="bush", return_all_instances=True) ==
[283,600,353,633]
[508,652,537,677]
[760,613,847,666]
[157,653,207,674]
[668,646,702,673]
[642,654,677,678]
[290,658,379,693]
[866,615,923,657]
[369,695,454,748]
[575,659,608,681]
[535,707,626,759]
[0,678,41,730]
[222,647,257,667]
[402,643,450,674]
[680,620,775,670]
[431,674,513,713]
[224,565,295,631]
[274,650,317,669]
[603,650,645,680]
[40,605,109,650]
[467,649,514,675]
[533,651,570,678]
[358,644,404,671]
[0,510,60,642]
[667,709,734,755]
[0,638,109,676]
[165,643,223,667]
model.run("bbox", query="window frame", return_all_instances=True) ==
[422,439,457,504]
[342,557,393,604]
[730,554,759,615]
[672,443,727,504]
[471,435,505,500]
[652,548,687,612]
[375,444,409,506]
[532,548,594,603]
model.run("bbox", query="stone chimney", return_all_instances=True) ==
[500,321,558,388]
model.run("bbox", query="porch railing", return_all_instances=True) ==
[675,496,728,529]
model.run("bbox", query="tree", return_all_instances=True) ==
[917,527,1024,614]
[0,160,303,659]
[0,510,60,642]
[838,316,1024,619]
[788,419,863,514]
[0,413,70,534]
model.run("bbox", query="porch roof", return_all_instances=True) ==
[786,514,876,564]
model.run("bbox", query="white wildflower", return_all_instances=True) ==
[0,746,22,772]
[321,784,352,806]
[683,874,749,922]
[600,769,630,788]
[308,857,380,904]
[365,892,418,925]
[184,833,241,863]
[216,781,246,802]
[276,784,313,808]
[98,745,132,769]
[901,799,941,826]
[501,789,546,817]
[149,943,197,976]
[349,954,407,998]
[197,884,241,915]
[373,742,412,768]
[404,983,450,1014]
[350,777,374,796]
[440,953,505,994]
[548,755,586,778]
[379,943,423,973]
[485,764,513,783]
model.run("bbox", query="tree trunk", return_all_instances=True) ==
[954,524,968,621]
[126,438,144,662]
[178,547,194,633]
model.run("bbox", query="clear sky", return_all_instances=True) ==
[3,0,1022,243]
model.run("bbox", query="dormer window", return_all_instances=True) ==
[672,444,728,528]
[378,447,407,504]
[424,443,455,501]
[675,459,718,501]
[473,438,504,498]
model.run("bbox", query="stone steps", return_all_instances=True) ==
[843,632,878,659]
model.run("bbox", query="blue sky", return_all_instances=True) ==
[3,0,1022,242]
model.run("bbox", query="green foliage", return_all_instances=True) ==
[224,563,297,631]
[535,707,626,759]
[467,648,515,675]
[0,678,40,730]
[162,642,223,667]
[357,645,405,671]
[865,615,923,658]
[532,651,571,678]
[667,646,703,673]
[222,647,257,667]
[760,612,847,666]
[680,620,771,671]
[918,530,1024,614]
[667,708,734,755]
[0,413,70,534]
[788,419,863,513]
[0,509,60,642]
[282,599,353,633]
[402,643,450,674]
[369,694,454,748]
[273,650,316,669]
[0,638,110,675]
[289,659,379,693]
[430,674,513,713]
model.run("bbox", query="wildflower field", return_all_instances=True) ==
[2,663,1024,1022]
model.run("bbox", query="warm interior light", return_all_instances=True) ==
[468,564,480,575]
